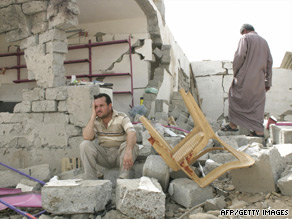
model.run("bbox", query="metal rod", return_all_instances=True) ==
[0,51,24,57]
[0,199,38,219]
[128,36,134,107]
[64,59,89,64]
[88,40,92,81]
[13,79,36,83]
[68,39,128,50]
[17,47,21,80]
[0,162,45,185]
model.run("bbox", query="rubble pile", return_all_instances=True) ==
[1,113,292,218]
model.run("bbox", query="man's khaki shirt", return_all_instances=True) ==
[93,109,135,147]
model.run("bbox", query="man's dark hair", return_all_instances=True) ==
[94,93,112,105]
[240,24,255,34]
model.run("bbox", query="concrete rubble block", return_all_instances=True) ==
[161,47,171,64]
[32,100,57,112]
[153,67,165,81]
[214,136,238,149]
[46,86,68,100]
[42,179,112,214]
[147,79,162,89]
[278,172,292,196]
[155,99,168,113]
[143,155,170,191]
[195,76,224,121]
[191,61,226,77]
[169,166,197,179]
[169,106,184,120]
[204,196,226,211]
[176,113,189,127]
[203,159,227,179]
[208,152,237,164]
[116,177,165,219]
[133,124,143,143]
[143,93,157,102]
[230,146,286,193]
[47,3,79,30]
[58,100,67,112]
[154,112,168,122]
[171,99,188,113]
[168,178,213,208]
[275,144,292,165]
[0,112,14,123]
[20,35,39,50]
[153,47,163,59]
[65,124,81,136]
[164,136,183,148]
[0,0,15,8]
[46,40,68,54]
[234,135,264,147]
[31,18,48,34]
[39,29,67,44]
[133,162,145,179]
[0,4,28,35]
[22,1,48,15]
[270,124,292,144]
[16,178,41,192]
[13,101,31,113]
[0,164,52,188]
[23,88,45,101]
[104,168,134,188]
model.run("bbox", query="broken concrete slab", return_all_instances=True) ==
[204,196,226,212]
[270,124,292,144]
[230,146,285,193]
[142,155,170,191]
[168,178,213,208]
[42,179,112,214]
[274,144,292,165]
[277,172,292,196]
[0,164,52,188]
[116,177,165,219]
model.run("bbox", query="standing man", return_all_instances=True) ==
[80,93,139,179]
[221,24,273,137]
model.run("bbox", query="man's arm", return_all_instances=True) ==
[122,131,136,170]
[265,47,273,91]
[233,37,248,76]
[83,101,96,140]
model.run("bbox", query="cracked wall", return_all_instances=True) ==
[0,0,80,88]
[191,61,292,122]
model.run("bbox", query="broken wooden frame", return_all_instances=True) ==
[140,88,255,188]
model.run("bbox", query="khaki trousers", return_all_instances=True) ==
[80,139,139,179]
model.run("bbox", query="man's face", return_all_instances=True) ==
[94,97,112,119]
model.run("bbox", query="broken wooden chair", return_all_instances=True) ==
[140,88,255,188]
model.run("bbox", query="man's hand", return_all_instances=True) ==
[123,149,133,170]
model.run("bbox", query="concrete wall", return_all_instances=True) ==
[0,85,112,173]
[191,61,292,122]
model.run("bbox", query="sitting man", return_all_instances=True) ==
[80,93,139,179]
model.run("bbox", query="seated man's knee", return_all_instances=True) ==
[80,140,93,152]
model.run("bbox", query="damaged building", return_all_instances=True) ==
[0,0,292,218]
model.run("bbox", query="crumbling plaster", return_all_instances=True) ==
[0,0,193,172]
